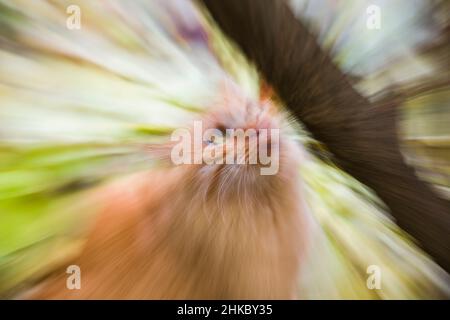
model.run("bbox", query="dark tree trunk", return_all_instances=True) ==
[201,0,450,273]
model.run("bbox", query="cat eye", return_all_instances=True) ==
[204,125,227,145]
[205,135,226,146]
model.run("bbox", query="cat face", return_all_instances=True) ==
[170,83,301,206]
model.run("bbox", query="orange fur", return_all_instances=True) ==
[29,90,310,299]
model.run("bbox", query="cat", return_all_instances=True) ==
[27,84,311,299]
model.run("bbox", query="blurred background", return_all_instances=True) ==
[291,0,450,198]
[0,0,449,299]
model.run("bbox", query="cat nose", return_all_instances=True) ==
[245,116,273,132]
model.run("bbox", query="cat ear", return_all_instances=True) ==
[259,80,275,102]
